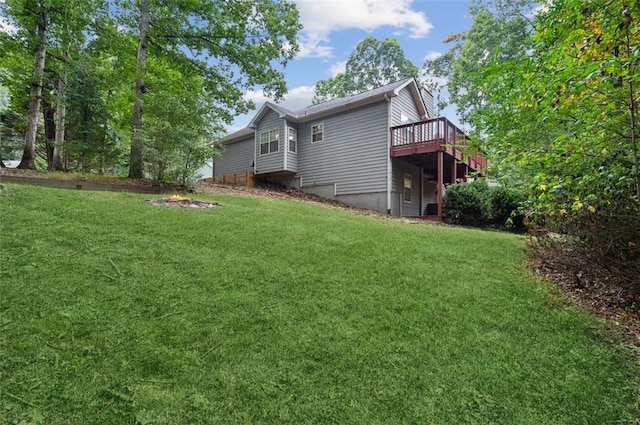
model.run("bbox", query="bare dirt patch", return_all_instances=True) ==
[148,197,218,209]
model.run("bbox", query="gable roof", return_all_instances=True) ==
[224,77,428,144]
[296,77,420,120]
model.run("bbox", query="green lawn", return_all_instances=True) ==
[0,185,637,424]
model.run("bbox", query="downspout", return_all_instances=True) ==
[283,120,288,171]
[385,93,392,214]
[253,129,257,176]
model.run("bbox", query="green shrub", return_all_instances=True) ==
[443,179,492,226]
[491,186,526,231]
[443,180,526,231]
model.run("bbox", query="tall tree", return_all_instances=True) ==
[2,0,104,170]
[428,0,640,284]
[115,0,301,178]
[313,37,419,104]
[128,0,149,179]
[10,0,49,169]
[423,0,535,126]
[0,84,8,167]
[142,56,216,185]
[528,0,640,201]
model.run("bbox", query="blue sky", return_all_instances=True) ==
[234,0,473,132]
[0,0,473,131]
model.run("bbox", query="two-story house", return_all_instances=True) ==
[213,77,487,218]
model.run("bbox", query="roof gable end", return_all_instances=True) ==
[392,78,428,120]
[248,102,296,128]
[294,77,417,122]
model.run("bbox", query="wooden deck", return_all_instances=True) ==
[390,117,487,172]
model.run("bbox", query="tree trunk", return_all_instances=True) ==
[52,61,67,171]
[621,14,640,201]
[630,79,640,201]
[18,3,48,170]
[128,0,149,179]
[0,121,5,167]
[43,99,55,168]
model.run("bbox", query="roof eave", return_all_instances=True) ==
[296,91,398,122]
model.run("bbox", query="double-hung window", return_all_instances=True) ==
[403,174,412,202]
[260,129,279,155]
[311,123,324,143]
[288,127,297,153]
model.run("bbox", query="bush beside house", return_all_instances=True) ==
[443,179,525,231]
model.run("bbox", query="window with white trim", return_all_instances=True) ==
[404,174,412,202]
[260,129,279,155]
[288,127,297,153]
[311,123,324,143]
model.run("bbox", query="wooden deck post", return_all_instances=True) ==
[437,150,444,217]
[451,157,457,184]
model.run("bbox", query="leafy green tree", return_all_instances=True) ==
[2,0,51,169]
[430,0,639,284]
[526,0,640,203]
[142,56,217,185]
[114,0,301,178]
[64,59,116,172]
[423,0,535,126]
[1,0,106,170]
[313,37,419,104]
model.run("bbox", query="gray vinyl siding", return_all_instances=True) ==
[391,86,422,126]
[421,87,435,118]
[284,121,298,172]
[391,159,421,216]
[255,109,285,174]
[215,137,254,176]
[297,100,389,196]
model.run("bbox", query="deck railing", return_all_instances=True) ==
[390,117,487,171]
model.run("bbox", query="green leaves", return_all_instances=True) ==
[312,37,419,104]
[1,0,301,179]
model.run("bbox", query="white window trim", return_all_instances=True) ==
[259,128,279,156]
[311,122,324,144]
[403,173,412,203]
[287,127,297,153]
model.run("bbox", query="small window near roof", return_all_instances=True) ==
[311,123,324,143]
[288,127,297,153]
[404,174,412,203]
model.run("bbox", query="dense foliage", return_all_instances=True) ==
[312,37,419,104]
[443,180,525,231]
[0,0,301,182]
[426,0,639,287]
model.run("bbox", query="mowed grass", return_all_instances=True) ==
[0,185,637,424]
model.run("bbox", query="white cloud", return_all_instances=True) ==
[328,60,347,76]
[424,50,443,61]
[284,85,317,109]
[293,0,433,58]
[231,85,317,131]
[297,36,333,59]
[243,85,316,113]
[243,89,271,105]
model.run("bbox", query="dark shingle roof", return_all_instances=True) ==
[224,77,420,143]
[294,78,412,118]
